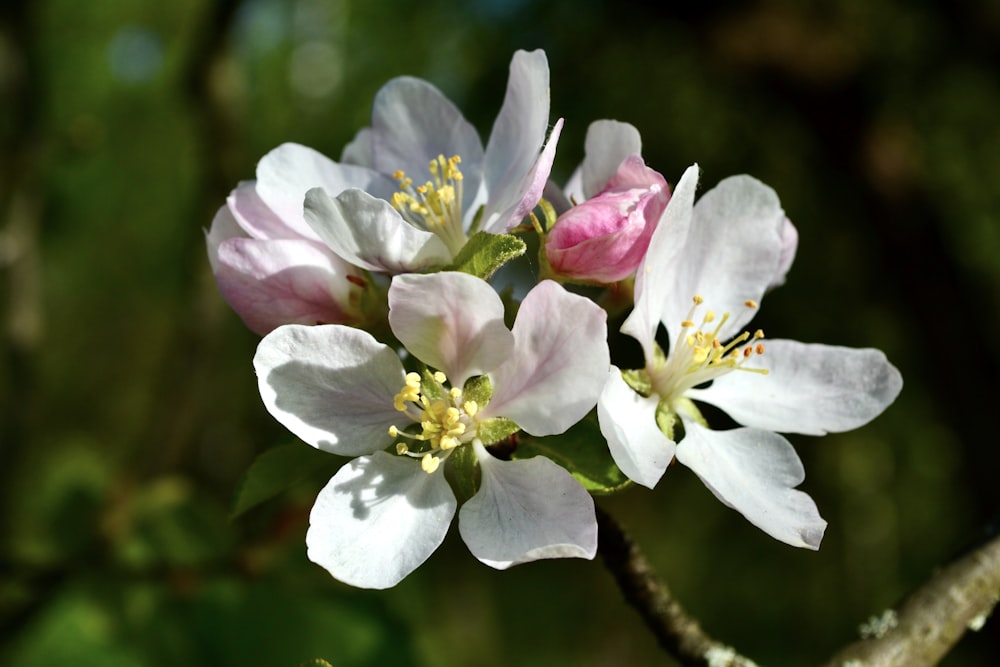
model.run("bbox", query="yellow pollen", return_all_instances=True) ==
[396,443,409,455]
[703,310,716,324]
[421,453,440,474]
[388,425,399,437]
[756,342,765,355]
[754,329,765,339]
[693,295,704,305]
[681,320,695,328]
[392,170,405,180]
[745,299,758,309]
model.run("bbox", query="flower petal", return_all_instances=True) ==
[480,118,563,234]
[770,216,798,291]
[254,324,405,456]
[255,142,395,240]
[458,441,596,569]
[621,164,699,362]
[227,180,296,240]
[370,77,484,218]
[479,50,552,233]
[304,187,452,273]
[388,272,514,387]
[597,367,675,488]
[307,451,457,589]
[689,339,903,435]
[661,175,790,344]
[675,421,826,549]
[206,201,246,274]
[340,127,373,167]
[580,119,642,200]
[484,280,609,435]
[213,238,360,335]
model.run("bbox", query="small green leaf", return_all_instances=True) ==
[231,443,345,518]
[514,414,631,494]
[462,374,493,406]
[447,231,526,280]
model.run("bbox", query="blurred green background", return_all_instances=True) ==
[2,0,998,665]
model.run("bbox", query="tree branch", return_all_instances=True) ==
[596,505,760,667]
[822,529,1000,667]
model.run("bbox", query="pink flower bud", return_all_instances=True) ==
[545,155,670,283]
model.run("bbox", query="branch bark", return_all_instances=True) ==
[822,530,1000,667]
[596,505,760,667]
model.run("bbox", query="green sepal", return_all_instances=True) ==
[444,442,479,504]
[621,367,653,397]
[419,367,443,400]
[462,374,493,407]
[446,231,526,280]
[514,413,631,495]
[655,403,679,441]
[231,443,345,518]
[476,417,520,446]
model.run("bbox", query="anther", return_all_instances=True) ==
[745,299,758,309]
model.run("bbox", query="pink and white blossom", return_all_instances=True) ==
[299,49,562,273]
[544,120,670,283]
[206,181,364,335]
[254,272,609,588]
[598,165,902,550]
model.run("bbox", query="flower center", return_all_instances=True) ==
[391,154,467,256]
[650,295,768,406]
[389,370,480,473]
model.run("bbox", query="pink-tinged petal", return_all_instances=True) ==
[580,119,642,200]
[227,180,296,240]
[206,201,246,274]
[479,50,552,232]
[675,421,826,549]
[483,281,609,436]
[214,238,361,335]
[770,216,798,290]
[621,164,700,362]
[256,143,395,240]
[689,340,903,436]
[546,154,670,283]
[480,118,563,234]
[304,187,452,273]
[370,77,484,216]
[254,324,405,456]
[459,441,596,569]
[388,272,514,387]
[307,451,457,589]
[597,367,675,488]
[661,175,789,344]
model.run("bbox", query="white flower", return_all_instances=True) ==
[598,165,902,549]
[271,49,561,274]
[254,272,609,588]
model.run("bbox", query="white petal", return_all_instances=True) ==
[580,120,642,199]
[484,280,609,436]
[227,181,295,240]
[213,238,359,335]
[388,272,514,387]
[255,142,395,239]
[206,202,246,273]
[479,50,551,232]
[459,441,596,569]
[769,216,798,290]
[597,367,675,488]
[662,175,790,344]
[370,77,484,216]
[480,118,563,234]
[675,421,826,549]
[254,324,404,456]
[621,164,700,361]
[340,127,373,167]
[689,339,903,435]
[307,452,457,589]
[304,187,452,273]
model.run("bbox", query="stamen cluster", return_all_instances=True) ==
[391,155,467,254]
[390,371,480,473]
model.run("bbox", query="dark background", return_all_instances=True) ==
[1,0,998,664]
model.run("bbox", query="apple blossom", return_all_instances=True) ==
[253,271,610,588]
[206,181,365,335]
[598,164,902,549]
[299,49,562,273]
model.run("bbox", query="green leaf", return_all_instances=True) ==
[231,443,346,518]
[446,231,526,280]
[514,414,631,494]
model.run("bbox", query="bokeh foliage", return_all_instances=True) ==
[1,0,998,665]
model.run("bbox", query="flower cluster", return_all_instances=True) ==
[208,50,902,588]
